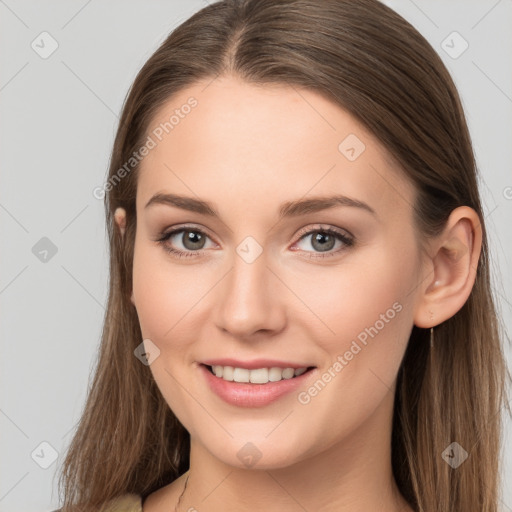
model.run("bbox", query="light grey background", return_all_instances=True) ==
[0,1,511,510]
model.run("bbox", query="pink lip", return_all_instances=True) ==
[199,363,316,408]
[201,358,312,370]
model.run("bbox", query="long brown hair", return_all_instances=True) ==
[56,1,511,510]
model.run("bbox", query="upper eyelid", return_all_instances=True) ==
[162,224,218,245]
[294,223,353,240]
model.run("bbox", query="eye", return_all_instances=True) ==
[292,225,354,259]
[155,223,354,260]
[155,226,215,259]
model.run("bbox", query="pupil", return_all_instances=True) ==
[184,230,205,250]
[312,232,335,252]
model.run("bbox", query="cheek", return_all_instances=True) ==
[291,245,417,374]
[132,242,202,342]
[286,251,416,440]
[131,244,206,421]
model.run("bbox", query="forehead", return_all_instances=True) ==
[136,76,415,223]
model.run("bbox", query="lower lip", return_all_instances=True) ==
[199,364,316,408]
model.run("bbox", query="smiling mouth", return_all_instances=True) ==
[203,364,316,384]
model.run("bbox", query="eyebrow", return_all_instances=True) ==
[144,192,376,218]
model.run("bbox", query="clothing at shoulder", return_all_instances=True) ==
[50,493,143,512]
[102,493,143,512]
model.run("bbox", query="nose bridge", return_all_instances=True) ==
[215,238,285,337]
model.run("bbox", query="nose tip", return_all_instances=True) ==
[214,254,286,339]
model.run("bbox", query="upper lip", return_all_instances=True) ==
[201,358,314,370]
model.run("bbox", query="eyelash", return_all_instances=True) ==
[155,224,354,260]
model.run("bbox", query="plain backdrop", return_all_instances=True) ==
[0,1,511,510]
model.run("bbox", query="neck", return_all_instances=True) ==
[176,388,412,512]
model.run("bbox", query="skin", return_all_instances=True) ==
[114,75,481,512]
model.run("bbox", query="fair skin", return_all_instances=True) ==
[114,75,481,512]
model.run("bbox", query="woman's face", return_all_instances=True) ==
[131,75,424,469]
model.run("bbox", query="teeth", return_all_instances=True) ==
[211,365,309,383]
[249,368,268,384]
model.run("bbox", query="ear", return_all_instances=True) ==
[114,207,126,237]
[114,207,136,306]
[413,206,482,328]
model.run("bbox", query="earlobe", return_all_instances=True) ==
[114,207,127,238]
[413,206,482,328]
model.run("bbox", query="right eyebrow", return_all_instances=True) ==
[145,192,217,216]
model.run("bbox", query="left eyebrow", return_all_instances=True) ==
[144,192,377,218]
[278,194,377,218]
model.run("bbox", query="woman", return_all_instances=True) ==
[56,0,510,511]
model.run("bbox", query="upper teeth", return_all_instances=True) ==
[211,365,308,384]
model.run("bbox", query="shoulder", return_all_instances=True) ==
[101,493,143,512]
[142,472,189,512]
[50,493,142,512]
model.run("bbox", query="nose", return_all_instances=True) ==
[214,247,287,339]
